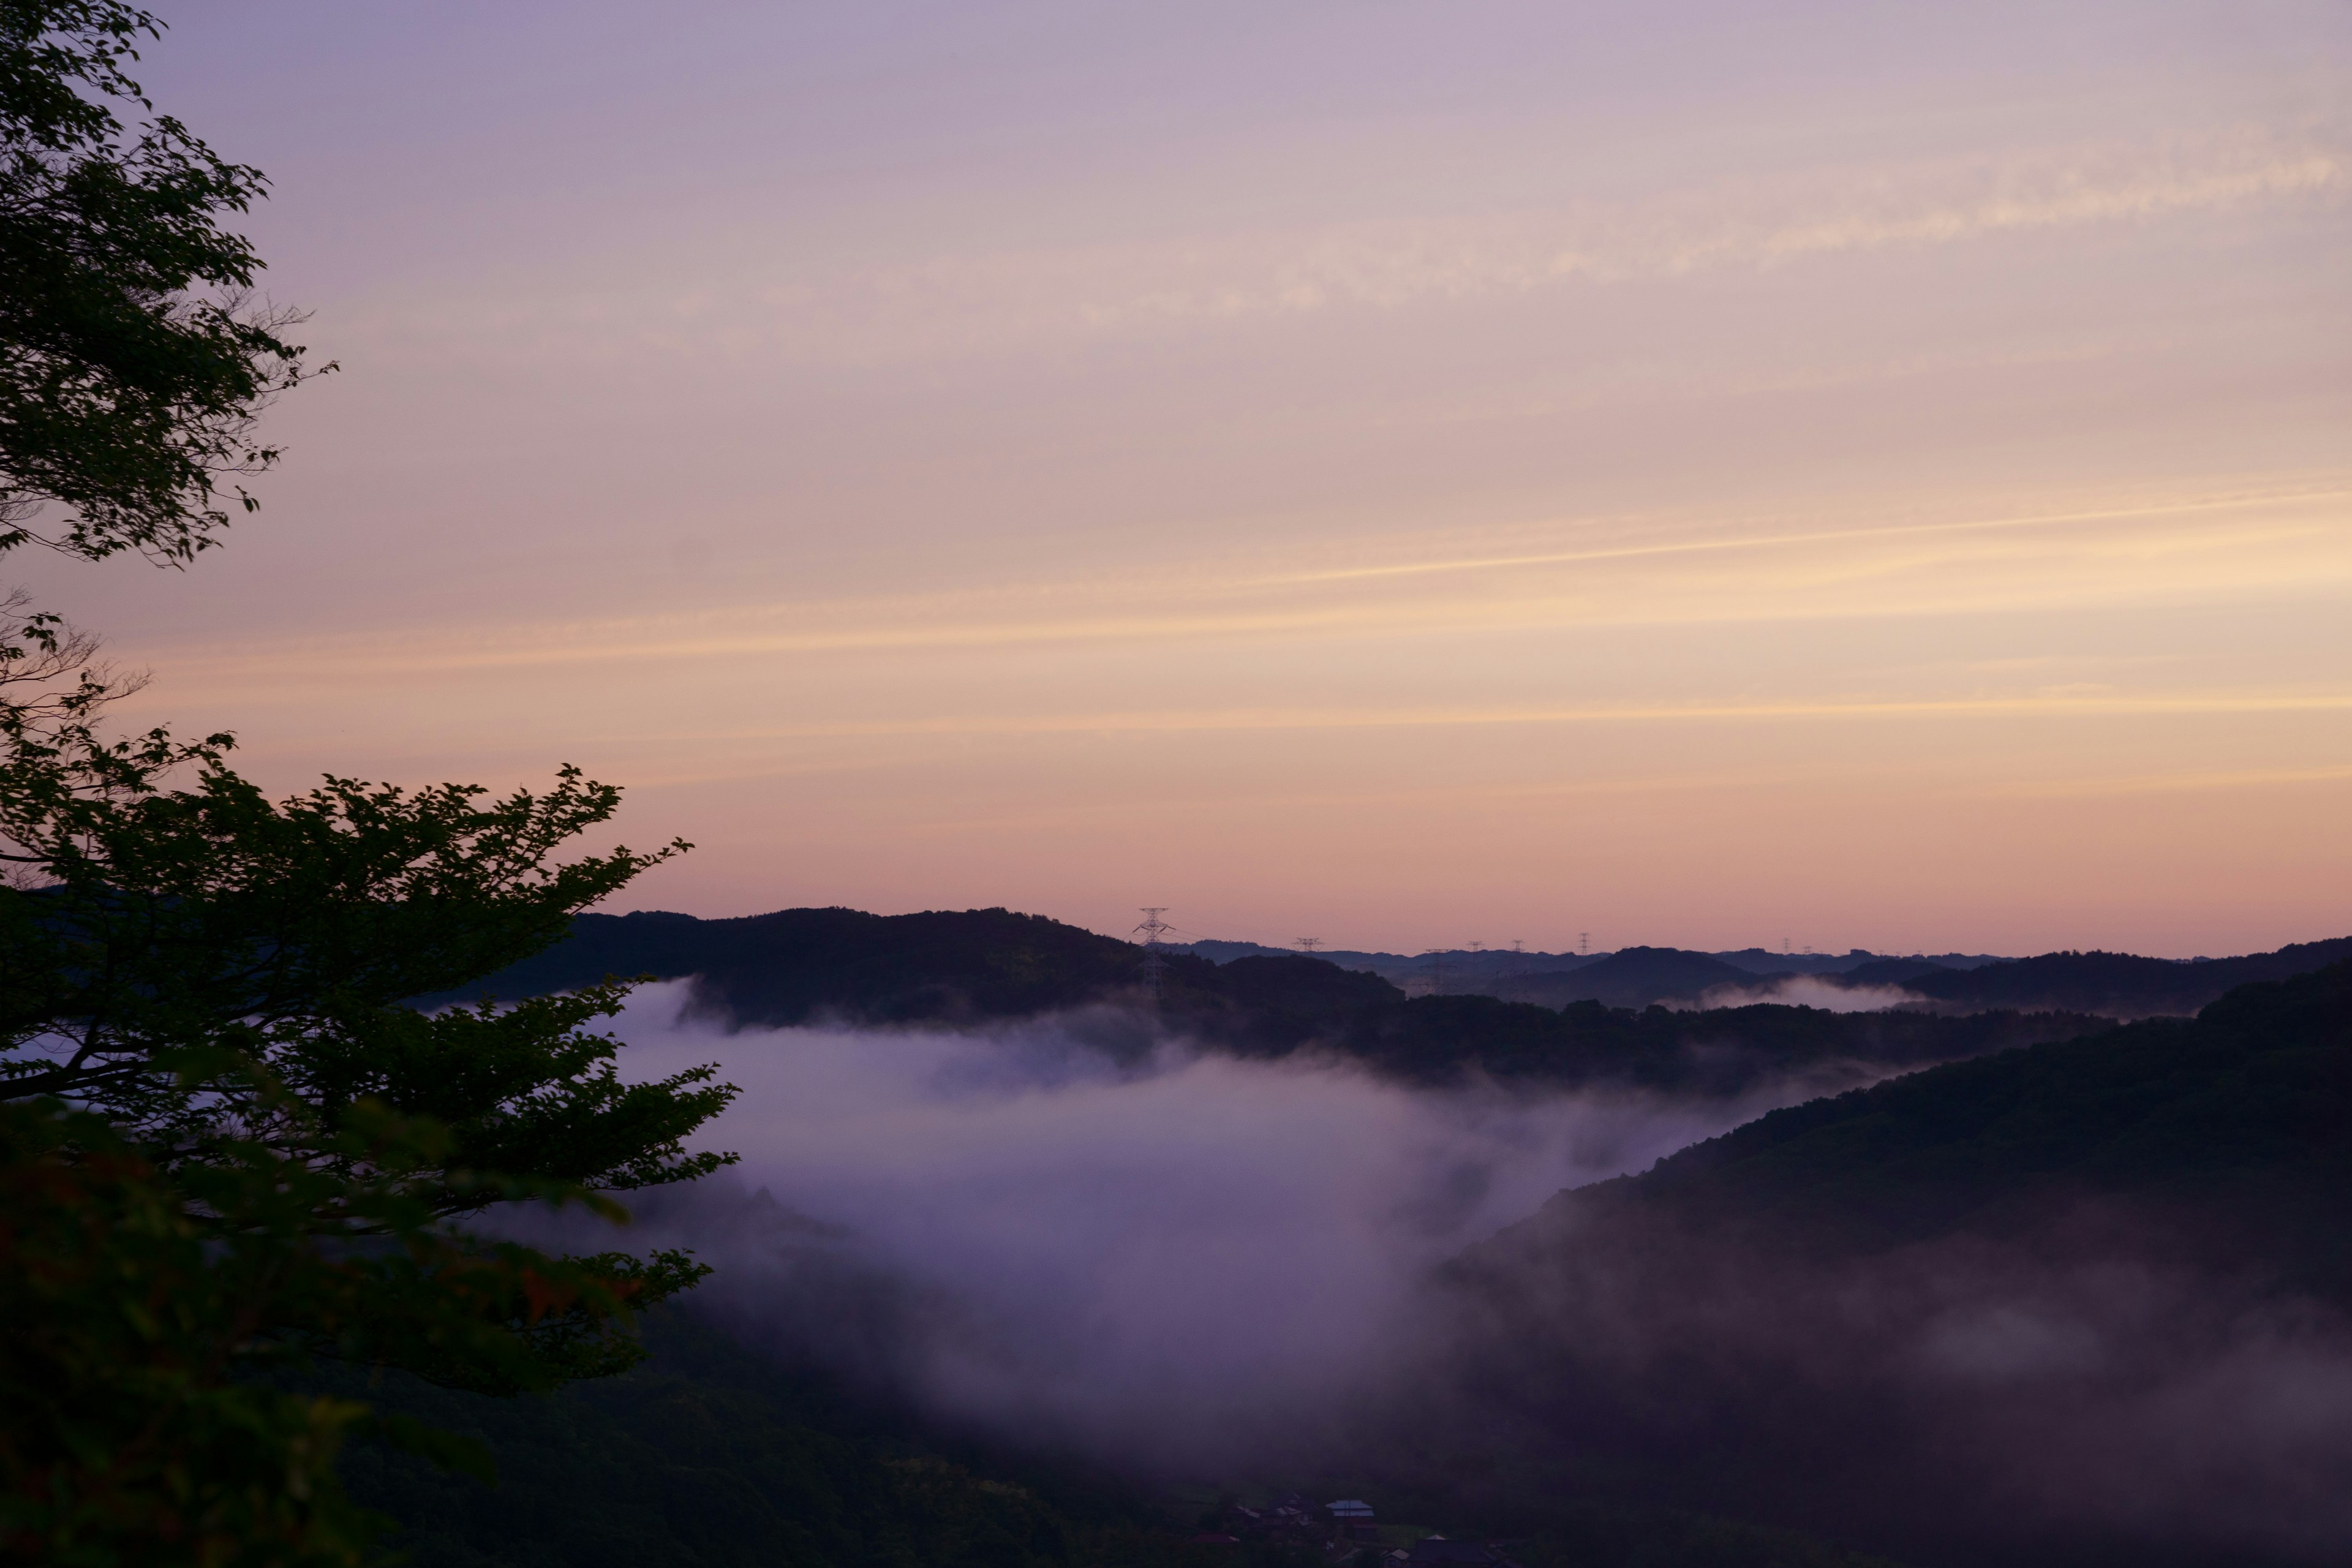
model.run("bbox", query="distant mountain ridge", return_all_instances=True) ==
[432,906,2352,1030]
[407,906,2352,1099]
[1172,937,2007,987]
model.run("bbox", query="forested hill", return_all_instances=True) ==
[1498,954,2352,1267]
[413,906,1181,1022]
[1414,961,2352,1568]
[1896,935,2352,1018]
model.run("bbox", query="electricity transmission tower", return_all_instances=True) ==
[1296,937,1324,956]
[1133,908,1173,1001]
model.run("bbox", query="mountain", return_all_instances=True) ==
[426,907,2352,1098]
[1507,956,2352,1265]
[415,905,1178,1024]
[1417,960,2352,1567]
[1902,936,2352,1017]
[423,908,2107,1097]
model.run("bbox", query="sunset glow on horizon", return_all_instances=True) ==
[21,1,2350,957]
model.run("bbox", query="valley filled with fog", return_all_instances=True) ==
[589,981,1857,1472]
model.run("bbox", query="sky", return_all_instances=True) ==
[18,1,2352,956]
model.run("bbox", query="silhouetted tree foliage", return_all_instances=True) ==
[1,0,325,562]
[0,596,739,1562]
[0,12,741,1556]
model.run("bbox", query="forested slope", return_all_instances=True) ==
[1901,935,2352,1017]
[1422,960,2352,1568]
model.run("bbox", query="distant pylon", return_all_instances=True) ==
[1133,907,1173,1001]
[1296,937,1324,956]
[1579,932,1590,956]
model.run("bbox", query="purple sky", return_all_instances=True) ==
[20,1,2352,954]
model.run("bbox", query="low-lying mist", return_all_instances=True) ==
[1686,974,1926,1012]
[577,981,1845,1473]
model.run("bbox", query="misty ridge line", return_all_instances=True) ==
[332,124,2345,365]
[449,903,2348,1048]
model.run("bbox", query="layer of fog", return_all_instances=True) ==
[527,981,2352,1561]
[1684,973,1926,1012]
[579,982,1849,1473]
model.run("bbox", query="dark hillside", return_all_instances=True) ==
[1419,962,2352,1567]
[415,905,1166,1024]
[1171,953,1405,1052]
[1521,956,2352,1267]
[331,1305,1910,1568]
[693,907,1178,1026]
[1833,956,1952,988]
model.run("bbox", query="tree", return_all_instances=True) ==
[1,0,323,563]
[0,9,743,1561]
[0,586,741,1561]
